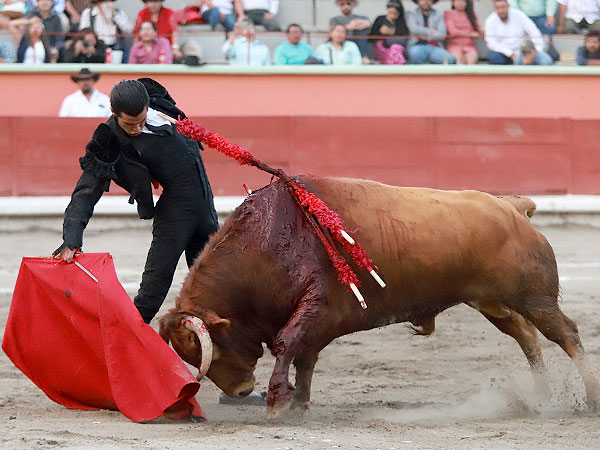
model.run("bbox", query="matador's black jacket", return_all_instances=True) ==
[56,78,219,323]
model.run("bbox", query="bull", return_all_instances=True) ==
[159,176,600,419]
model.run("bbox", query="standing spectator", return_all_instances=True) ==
[274,23,313,64]
[330,0,371,62]
[13,0,64,59]
[406,0,455,64]
[369,0,408,65]
[27,0,69,30]
[222,18,270,65]
[134,0,181,61]
[129,20,172,64]
[79,0,133,55]
[0,38,15,62]
[200,0,243,33]
[0,0,27,42]
[516,37,553,63]
[508,0,557,34]
[315,22,362,65]
[576,29,600,64]
[62,27,105,62]
[445,0,482,64]
[240,0,280,31]
[16,18,51,63]
[59,67,111,117]
[485,0,553,64]
[557,0,600,34]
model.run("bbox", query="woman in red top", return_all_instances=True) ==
[444,0,482,65]
[135,0,182,60]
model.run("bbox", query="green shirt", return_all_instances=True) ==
[508,0,557,18]
[274,41,314,65]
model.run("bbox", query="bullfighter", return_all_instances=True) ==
[53,78,219,325]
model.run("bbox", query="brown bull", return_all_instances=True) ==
[159,176,599,419]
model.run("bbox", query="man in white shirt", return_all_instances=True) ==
[485,0,553,64]
[222,18,271,65]
[241,0,280,31]
[557,0,600,34]
[59,68,111,117]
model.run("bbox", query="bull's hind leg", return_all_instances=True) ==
[473,305,550,395]
[291,353,319,412]
[519,297,600,409]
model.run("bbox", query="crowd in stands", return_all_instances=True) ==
[1,0,600,65]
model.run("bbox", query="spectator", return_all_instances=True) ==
[315,22,362,65]
[444,0,482,64]
[0,0,27,38]
[0,38,15,62]
[16,18,51,63]
[11,0,64,60]
[240,0,280,31]
[27,0,69,30]
[79,0,133,54]
[485,0,553,64]
[576,29,600,64]
[63,27,105,62]
[508,0,557,35]
[59,67,110,117]
[222,18,270,65]
[406,0,455,64]
[330,0,371,62]
[200,0,244,33]
[134,0,181,61]
[516,37,553,63]
[557,0,600,34]
[129,20,172,64]
[369,0,408,65]
[273,23,313,64]
[64,0,92,27]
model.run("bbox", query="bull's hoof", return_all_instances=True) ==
[266,403,290,420]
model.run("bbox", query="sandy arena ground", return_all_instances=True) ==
[0,220,599,449]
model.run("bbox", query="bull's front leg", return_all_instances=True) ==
[291,353,319,412]
[267,299,323,419]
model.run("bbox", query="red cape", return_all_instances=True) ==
[2,253,205,422]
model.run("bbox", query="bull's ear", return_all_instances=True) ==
[205,311,231,335]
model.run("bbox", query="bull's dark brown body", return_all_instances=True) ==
[160,176,599,418]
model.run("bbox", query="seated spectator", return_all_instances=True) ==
[407,0,455,64]
[16,18,51,63]
[576,29,600,64]
[0,0,27,42]
[485,0,552,64]
[134,0,181,61]
[0,38,15,62]
[240,0,280,31]
[369,0,408,65]
[222,18,270,65]
[508,0,556,35]
[200,0,243,33]
[557,0,600,34]
[274,23,313,64]
[129,20,172,64]
[64,0,92,28]
[59,67,111,117]
[315,22,362,65]
[444,0,482,64]
[79,0,132,56]
[10,0,64,60]
[330,0,371,62]
[516,38,553,63]
[62,27,105,62]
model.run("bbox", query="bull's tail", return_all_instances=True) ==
[499,195,537,219]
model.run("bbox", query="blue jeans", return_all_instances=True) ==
[407,44,455,64]
[529,15,555,35]
[488,51,513,64]
[202,7,236,32]
[515,50,554,65]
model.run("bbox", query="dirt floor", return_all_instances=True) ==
[1,221,599,449]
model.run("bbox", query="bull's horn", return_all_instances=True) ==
[183,316,213,381]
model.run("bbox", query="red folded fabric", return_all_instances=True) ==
[2,253,204,422]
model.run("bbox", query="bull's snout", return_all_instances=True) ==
[228,375,255,398]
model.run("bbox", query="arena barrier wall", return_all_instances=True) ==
[1,116,599,197]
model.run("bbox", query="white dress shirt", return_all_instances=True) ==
[201,0,235,15]
[79,5,133,47]
[241,0,279,15]
[59,89,111,117]
[485,8,544,57]
[22,41,46,65]
[557,0,600,23]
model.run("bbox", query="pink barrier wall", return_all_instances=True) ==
[2,116,599,196]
